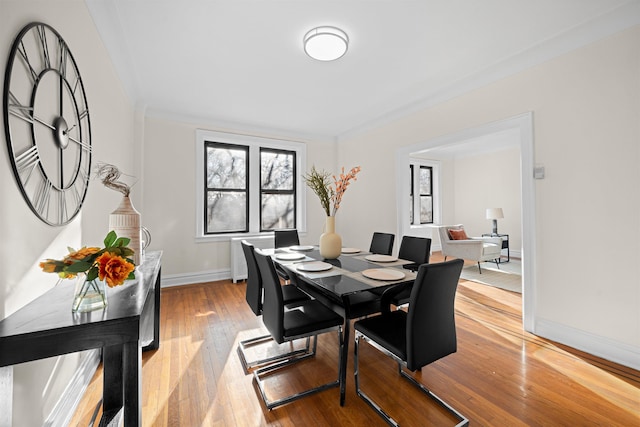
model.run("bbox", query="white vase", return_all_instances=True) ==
[109,195,142,264]
[319,216,342,259]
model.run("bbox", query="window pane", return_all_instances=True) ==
[419,167,431,195]
[207,145,246,189]
[207,191,246,232]
[261,194,294,230]
[261,151,293,190]
[420,196,433,224]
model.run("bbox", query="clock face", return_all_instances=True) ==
[3,22,91,226]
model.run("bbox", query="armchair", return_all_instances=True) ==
[438,225,502,273]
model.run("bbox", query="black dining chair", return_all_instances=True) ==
[274,229,300,248]
[237,240,311,373]
[273,229,300,283]
[253,249,344,409]
[369,232,395,255]
[353,259,468,426]
[390,236,432,306]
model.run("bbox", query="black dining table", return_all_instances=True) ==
[268,247,417,406]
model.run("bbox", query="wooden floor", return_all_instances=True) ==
[70,255,640,426]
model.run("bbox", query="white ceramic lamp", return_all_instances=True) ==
[486,208,504,235]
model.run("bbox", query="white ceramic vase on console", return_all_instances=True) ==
[109,195,142,265]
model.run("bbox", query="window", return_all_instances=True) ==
[419,166,433,224]
[196,130,306,240]
[409,162,436,225]
[260,148,296,230]
[205,142,248,233]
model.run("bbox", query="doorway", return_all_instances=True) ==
[395,112,535,331]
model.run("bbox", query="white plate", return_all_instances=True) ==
[275,253,305,261]
[297,261,333,272]
[289,245,314,251]
[362,269,405,281]
[341,247,361,254]
[365,254,398,263]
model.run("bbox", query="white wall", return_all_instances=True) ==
[337,26,640,367]
[451,147,522,252]
[1,1,136,424]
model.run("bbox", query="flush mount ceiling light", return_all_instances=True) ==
[303,26,349,61]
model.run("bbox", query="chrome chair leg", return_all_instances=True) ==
[354,331,469,427]
[237,334,312,374]
[254,327,342,410]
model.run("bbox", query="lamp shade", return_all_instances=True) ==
[303,26,349,61]
[486,208,504,220]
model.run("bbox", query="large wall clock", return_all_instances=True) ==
[3,22,91,226]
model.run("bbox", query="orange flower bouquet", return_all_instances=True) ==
[40,231,136,312]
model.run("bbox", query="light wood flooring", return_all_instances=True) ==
[70,255,640,426]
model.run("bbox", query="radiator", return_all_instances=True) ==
[230,235,274,283]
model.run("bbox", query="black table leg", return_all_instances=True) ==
[123,340,141,426]
[339,318,349,406]
[102,345,123,424]
[339,295,354,406]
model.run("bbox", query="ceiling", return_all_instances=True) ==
[86,0,639,142]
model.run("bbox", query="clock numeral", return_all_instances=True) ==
[7,91,34,124]
[15,145,40,185]
[58,39,68,78]
[17,41,39,84]
[36,24,51,69]
[34,175,53,217]
[70,180,82,206]
[58,191,68,224]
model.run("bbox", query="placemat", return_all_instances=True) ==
[347,268,416,288]
[353,255,414,268]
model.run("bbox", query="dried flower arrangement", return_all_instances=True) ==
[94,162,133,196]
[304,165,361,217]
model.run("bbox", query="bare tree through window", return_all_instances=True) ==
[205,142,248,233]
[260,149,295,230]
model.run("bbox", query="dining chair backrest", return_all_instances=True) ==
[254,249,286,343]
[241,240,263,316]
[274,229,299,248]
[406,259,464,371]
[369,232,395,255]
[398,236,432,267]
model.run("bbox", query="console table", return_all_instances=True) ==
[0,250,162,426]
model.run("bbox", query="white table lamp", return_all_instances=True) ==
[486,208,504,235]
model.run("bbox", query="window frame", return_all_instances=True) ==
[195,130,307,242]
[418,165,433,224]
[203,141,250,234]
[259,147,297,232]
[408,159,440,228]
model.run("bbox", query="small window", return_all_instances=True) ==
[419,166,433,224]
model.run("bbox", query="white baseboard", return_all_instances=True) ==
[535,318,640,370]
[45,349,101,427]
[162,268,231,287]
